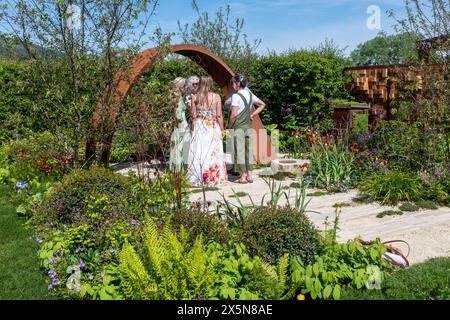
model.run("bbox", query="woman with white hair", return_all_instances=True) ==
[168,77,190,172]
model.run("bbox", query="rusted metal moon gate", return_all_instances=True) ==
[85,44,275,164]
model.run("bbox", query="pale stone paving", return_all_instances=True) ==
[188,168,450,265]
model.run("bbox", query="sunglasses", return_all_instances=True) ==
[192,82,199,86]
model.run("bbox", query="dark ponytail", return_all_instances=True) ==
[231,73,247,89]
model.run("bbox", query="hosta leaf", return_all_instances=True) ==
[323,285,333,299]
[313,263,319,277]
[332,285,341,300]
[314,278,322,293]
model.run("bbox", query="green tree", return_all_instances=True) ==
[350,32,420,66]
[388,0,449,164]
[0,0,161,165]
[177,0,261,62]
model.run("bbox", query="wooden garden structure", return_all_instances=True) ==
[343,35,449,131]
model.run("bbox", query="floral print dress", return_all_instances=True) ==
[187,109,228,187]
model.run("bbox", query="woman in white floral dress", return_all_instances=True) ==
[187,76,228,187]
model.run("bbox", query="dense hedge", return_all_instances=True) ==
[0,60,35,142]
[247,51,351,129]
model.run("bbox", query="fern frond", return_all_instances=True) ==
[143,220,166,279]
[118,243,153,299]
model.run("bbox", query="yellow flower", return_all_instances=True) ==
[296,294,306,300]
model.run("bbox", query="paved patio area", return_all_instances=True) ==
[190,168,450,265]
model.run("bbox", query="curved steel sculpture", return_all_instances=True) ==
[86,44,273,164]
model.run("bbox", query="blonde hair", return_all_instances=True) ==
[195,76,214,108]
[171,77,186,91]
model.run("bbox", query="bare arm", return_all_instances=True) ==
[250,99,266,120]
[215,94,224,133]
[189,96,197,130]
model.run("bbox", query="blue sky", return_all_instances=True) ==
[150,0,408,56]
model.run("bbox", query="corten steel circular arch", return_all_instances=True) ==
[86,44,274,164]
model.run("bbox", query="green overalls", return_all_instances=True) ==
[232,92,254,173]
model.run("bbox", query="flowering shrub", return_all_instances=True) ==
[307,140,362,192]
[0,132,73,186]
[359,120,448,173]
[127,171,189,218]
[35,193,143,300]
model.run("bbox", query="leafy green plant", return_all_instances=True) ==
[40,166,132,226]
[119,220,216,299]
[414,199,438,210]
[307,191,329,197]
[209,243,295,300]
[341,257,450,300]
[285,177,320,214]
[167,208,232,246]
[261,176,290,208]
[376,210,404,218]
[127,171,189,218]
[240,207,323,265]
[421,178,449,205]
[307,141,358,192]
[229,192,249,198]
[290,239,392,300]
[216,186,267,228]
[398,202,419,212]
[332,202,351,208]
[359,171,422,205]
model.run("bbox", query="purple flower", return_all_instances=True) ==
[52,279,61,286]
[100,272,104,278]
[75,287,81,293]
[357,134,364,141]
[78,259,86,269]
[16,180,28,191]
[110,248,117,254]
[75,247,86,254]
[365,131,373,139]
[48,270,57,279]
[34,236,43,244]
[48,284,53,290]
[131,219,139,225]
[128,156,134,162]
[88,274,94,281]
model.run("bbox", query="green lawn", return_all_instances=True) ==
[342,257,450,300]
[0,188,52,299]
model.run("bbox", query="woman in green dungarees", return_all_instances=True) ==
[227,74,266,183]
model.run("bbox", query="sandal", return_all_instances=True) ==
[235,179,248,184]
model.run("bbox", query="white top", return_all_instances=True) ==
[231,89,260,115]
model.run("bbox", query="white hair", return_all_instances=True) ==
[186,75,200,91]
